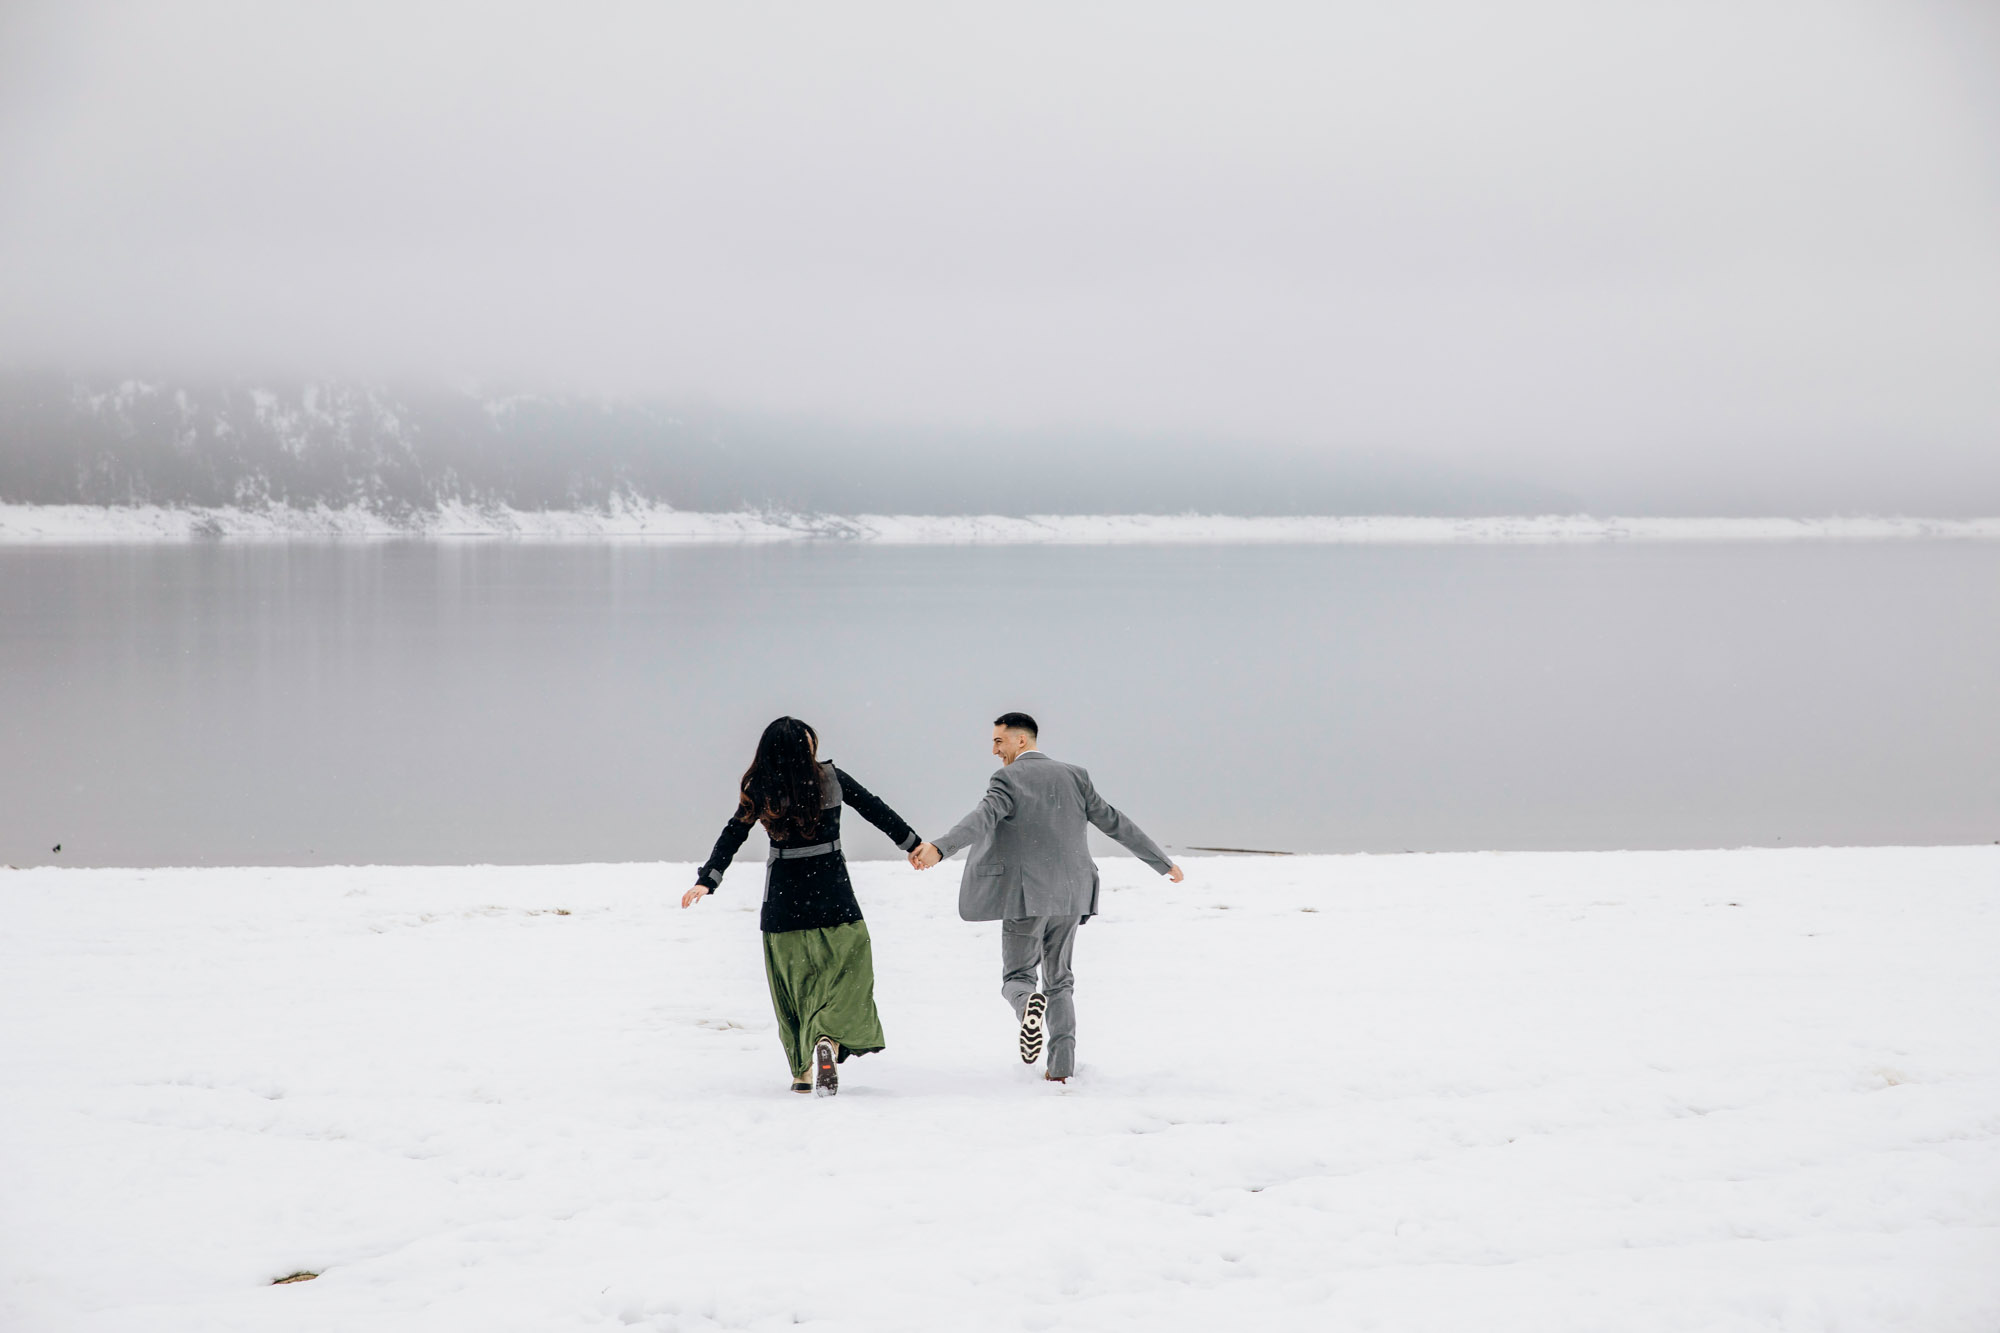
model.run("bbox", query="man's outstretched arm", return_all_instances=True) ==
[1078,769,1183,880]
[911,772,1015,869]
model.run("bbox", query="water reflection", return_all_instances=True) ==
[2,541,1994,866]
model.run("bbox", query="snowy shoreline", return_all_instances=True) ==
[3,846,1995,1330]
[4,501,2000,544]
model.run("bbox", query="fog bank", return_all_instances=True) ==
[2,2,1997,512]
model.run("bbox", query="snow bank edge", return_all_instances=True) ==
[4,502,2000,544]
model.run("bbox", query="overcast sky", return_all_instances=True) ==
[1,0,1996,511]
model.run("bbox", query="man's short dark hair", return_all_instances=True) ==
[993,712,1038,738]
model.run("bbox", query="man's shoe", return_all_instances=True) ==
[790,1079,812,1094]
[812,1037,839,1097]
[1019,993,1048,1064]
[1044,1072,1068,1083]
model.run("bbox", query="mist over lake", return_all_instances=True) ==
[5,539,1994,869]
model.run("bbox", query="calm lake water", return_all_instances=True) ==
[3,541,1996,868]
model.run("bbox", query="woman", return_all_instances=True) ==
[681,716,923,1096]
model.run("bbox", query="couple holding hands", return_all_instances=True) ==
[681,712,1182,1095]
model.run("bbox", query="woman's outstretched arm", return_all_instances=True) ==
[832,767,922,854]
[683,803,756,907]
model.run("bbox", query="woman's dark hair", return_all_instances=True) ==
[738,716,826,841]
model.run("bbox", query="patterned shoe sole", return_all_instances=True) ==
[1019,993,1048,1064]
[812,1038,839,1097]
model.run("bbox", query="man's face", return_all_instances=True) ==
[991,725,1033,765]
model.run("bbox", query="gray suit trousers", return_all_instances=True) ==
[1001,915,1082,1079]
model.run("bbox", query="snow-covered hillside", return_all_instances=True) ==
[3,848,1995,1331]
[0,375,703,513]
[0,372,1592,519]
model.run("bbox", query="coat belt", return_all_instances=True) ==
[767,838,841,863]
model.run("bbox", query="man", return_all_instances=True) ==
[911,712,1182,1082]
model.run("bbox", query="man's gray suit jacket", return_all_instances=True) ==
[931,751,1174,922]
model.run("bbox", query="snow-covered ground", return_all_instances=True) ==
[4,501,2000,543]
[3,848,1996,1332]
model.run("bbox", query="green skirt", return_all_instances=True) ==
[762,920,886,1078]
